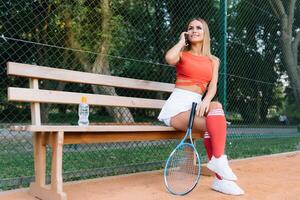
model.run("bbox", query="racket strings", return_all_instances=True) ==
[166,145,199,193]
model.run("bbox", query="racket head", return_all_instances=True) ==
[164,142,201,195]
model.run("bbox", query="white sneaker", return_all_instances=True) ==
[207,155,237,181]
[212,177,244,195]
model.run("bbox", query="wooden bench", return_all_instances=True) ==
[7,62,204,200]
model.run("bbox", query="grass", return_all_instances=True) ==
[1,134,300,190]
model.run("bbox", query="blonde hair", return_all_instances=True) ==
[184,18,216,60]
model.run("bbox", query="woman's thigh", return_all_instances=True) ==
[170,111,207,132]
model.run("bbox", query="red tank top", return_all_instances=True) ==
[175,51,213,93]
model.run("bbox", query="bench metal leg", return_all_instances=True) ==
[29,131,67,200]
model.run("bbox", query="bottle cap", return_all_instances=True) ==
[81,96,87,103]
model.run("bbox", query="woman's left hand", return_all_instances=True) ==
[196,99,210,117]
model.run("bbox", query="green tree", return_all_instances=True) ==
[268,0,300,108]
[227,0,283,123]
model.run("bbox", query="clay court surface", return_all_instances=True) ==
[1,151,300,200]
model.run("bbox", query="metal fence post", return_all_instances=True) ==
[219,0,227,113]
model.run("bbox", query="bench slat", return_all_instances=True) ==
[10,125,203,144]
[8,87,166,108]
[61,131,202,144]
[7,62,174,92]
[10,125,176,132]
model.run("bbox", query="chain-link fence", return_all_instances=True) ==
[0,0,300,191]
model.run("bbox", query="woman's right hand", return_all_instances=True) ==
[179,32,188,46]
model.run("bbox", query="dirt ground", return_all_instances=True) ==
[1,151,300,200]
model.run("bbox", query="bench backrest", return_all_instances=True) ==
[7,62,174,125]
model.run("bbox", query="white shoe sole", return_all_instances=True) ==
[212,178,244,195]
[212,186,245,195]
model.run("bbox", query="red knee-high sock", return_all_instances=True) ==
[204,132,222,180]
[205,108,227,158]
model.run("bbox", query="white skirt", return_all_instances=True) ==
[158,88,202,126]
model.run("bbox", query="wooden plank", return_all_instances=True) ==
[7,62,174,92]
[50,131,64,194]
[30,132,67,200]
[29,183,67,200]
[8,87,166,109]
[29,79,41,125]
[32,132,46,187]
[10,125,177,132]
[53,131,203,144]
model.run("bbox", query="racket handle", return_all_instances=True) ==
[188,102,197,129]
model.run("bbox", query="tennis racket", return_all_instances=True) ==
[164,102,201,195]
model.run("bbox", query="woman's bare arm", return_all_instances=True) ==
[165,32,187,66]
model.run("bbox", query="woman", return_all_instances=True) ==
[158,18,244,195]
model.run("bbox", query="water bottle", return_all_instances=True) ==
[78,96,89,126]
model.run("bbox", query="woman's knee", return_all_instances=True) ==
[193,116,207,132]
[209,101,223,111]
[170,112,206,132]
